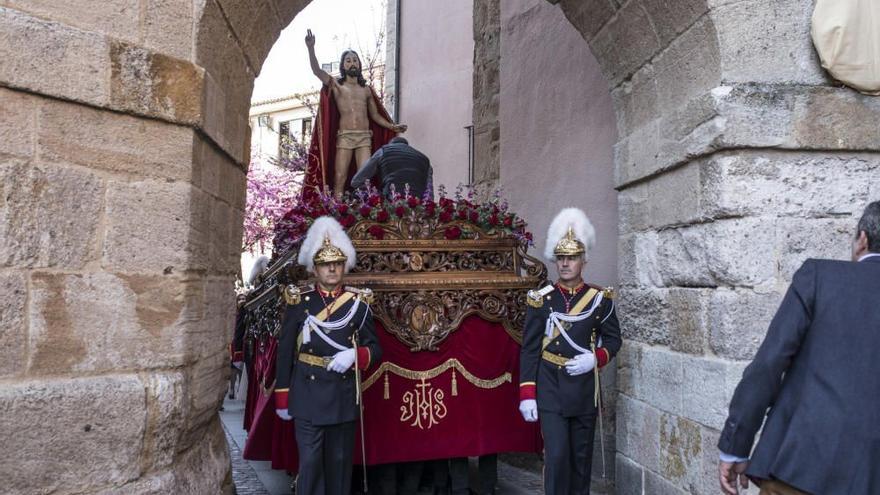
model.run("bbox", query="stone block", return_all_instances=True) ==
[659,413,703,491]
[702,151,880,220]
[27,272,189,375]
[644,467,690,495]
[590,1,661,87]
[704,218,778,287]
[667,288,709,355]
[614,119,661,186]
[271,0,310,25]
[0,271,27,377]
[144,0,194,60]
[641,0,708,47]
[237,0,283,73]
[646,161,703,228]
[792,88,880,150]
[715,84,797,150]
[617,287,669,346]
[110,41,205,125]
[140,372,186,470]
[180,350,227,449]
[38,98,196,182]
[557,0,616,41]
[709,288,783,361]
[615,453,645,495]
[713,0,827,85]
[656,228,715,288]
[653,16,721,118]
[620,343,683,415]
[0,375,145,493]
[776,217,854,280]
[0,87,36,159]
[610,63,657,137]
[102,179,203,273]
[0,8,110,106]
[170,418,233,494]
[0,161,103,269]
[680,355,732,429]
[6,0,138,41]
[618,232,663,287]
[195,1,253,164]
[616,395,661,472]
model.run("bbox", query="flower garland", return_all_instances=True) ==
[272,183,534,256]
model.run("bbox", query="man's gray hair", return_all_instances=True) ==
[857,200,880,253]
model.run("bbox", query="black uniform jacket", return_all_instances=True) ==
[519,283,622,417]
[719,256,880,494]
[275,286,382,426]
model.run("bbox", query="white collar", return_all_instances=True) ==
[858,253,880,262]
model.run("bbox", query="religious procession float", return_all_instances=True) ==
[235,55,547,472]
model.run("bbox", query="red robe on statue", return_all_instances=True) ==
[300,84,397,204]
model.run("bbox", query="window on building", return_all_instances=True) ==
[301,118,312,139]
[279,120,293,160]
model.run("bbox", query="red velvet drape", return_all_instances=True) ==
[242,316,542,472]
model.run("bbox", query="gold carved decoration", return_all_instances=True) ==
[362,358,512,430]
[283,218,548,350]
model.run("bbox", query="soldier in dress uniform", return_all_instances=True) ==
[518,208,622,495]
[274,216,382,495]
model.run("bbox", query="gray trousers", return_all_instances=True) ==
[540,410,597,495]
[294,419,356,495]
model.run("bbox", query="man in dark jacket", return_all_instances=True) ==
[718,200,880,495]
[351,136,433,199]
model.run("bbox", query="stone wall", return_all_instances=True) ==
[542,0,880,493]
[472,0,501,187]
[0,0,309,492]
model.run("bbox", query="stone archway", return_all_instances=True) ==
[543,0,880,492]
[1,0,878,493]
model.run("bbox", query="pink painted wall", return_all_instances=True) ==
[499,0,618,286]
[398,0,473,191]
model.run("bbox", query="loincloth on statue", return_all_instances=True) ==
[336,129,373,150]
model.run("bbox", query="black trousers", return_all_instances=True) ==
[294,419,356,495]
[540,410,597,495]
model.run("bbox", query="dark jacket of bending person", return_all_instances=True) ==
[351,137,433,199]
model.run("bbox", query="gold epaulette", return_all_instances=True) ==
[526,284,555,308]
[602,287,615,300]
[281,284,313,305]
[344,286,375,304]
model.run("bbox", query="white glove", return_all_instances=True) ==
[232,361,243,370]
[327,348,357,373]
[276,408,292,421]
[519,399,539,422]
[565,352,596,376]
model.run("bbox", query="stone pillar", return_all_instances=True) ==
[546,0,880,493]
[472,0,501,187]
[0,0,305,492]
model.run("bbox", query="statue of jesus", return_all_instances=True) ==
[306,29,407,197]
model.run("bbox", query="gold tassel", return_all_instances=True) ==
[451,368,458,396]
[383,372,389,400]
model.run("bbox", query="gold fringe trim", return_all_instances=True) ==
[362,358,511,394]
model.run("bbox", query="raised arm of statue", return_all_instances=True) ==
[305,29,332,87]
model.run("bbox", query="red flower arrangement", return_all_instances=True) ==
[270,183,533,255]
